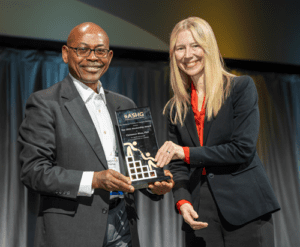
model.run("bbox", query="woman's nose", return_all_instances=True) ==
[184,47,193,58]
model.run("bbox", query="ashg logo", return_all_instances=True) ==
[124,112,144,119]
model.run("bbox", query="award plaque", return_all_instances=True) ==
[116,107,171,189]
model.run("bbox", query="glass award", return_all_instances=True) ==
[116,107,171,189]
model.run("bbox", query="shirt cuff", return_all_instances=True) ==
[176,200,192,215]
[182,147,190,164]
[78,171,95,196]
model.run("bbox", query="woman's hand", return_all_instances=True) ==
[155,141,185,168]
[180,203,208,230]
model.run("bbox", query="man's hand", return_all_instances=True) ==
[148,170,174,195]
[155,141,185,168]
[92,169,134,193]
[180,203,208,230]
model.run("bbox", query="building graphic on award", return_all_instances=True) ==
[124,141,157,181]
[116,107,170,189]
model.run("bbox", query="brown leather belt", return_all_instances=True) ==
[109,197,121,210]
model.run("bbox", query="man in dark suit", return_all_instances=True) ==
[19,22,173,247]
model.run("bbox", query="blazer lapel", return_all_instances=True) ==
[184,106,214,147]
[203,116,213,146]
[62,76,108,169]
[105,90,126,175]
[105,90,120,127]
[184,107,200,146]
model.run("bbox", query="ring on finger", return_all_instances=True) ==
[166,150,170,154]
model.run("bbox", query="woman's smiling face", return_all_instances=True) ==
[174,30,205,81]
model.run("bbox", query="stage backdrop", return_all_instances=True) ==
[0,47,299,247]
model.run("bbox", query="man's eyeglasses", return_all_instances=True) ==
[67,46,110,58]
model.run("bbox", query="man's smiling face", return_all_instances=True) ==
[62,23,113,84]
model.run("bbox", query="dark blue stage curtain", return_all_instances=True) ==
[0,47,299,247]
[0,47,183,247]
[230,70,300,247]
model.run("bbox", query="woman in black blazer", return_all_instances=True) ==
[155,17,280,247]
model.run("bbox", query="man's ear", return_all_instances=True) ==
[62,45,68,64]
[100,50,113,77]
[107,49,113,66]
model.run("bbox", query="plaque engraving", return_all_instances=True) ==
[116,107,170,189]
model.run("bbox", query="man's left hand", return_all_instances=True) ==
[148,170,174,195]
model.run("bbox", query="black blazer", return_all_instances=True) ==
[169,76,280,228]
[19,75,160,247]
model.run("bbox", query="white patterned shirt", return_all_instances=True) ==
[70,74,121,197]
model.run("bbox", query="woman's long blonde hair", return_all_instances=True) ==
[164,17,235,125]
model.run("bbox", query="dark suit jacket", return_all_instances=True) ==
[19,75,160,247]
[169,76,280,229]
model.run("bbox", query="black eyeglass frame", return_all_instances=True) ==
[67,46,111,58]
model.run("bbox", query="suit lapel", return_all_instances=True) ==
[105,90,126,175]
[62,76,108,169]
[105,90,120,127]
[203,116,213,146]
[184,106,214,147]
[184,107,200,146]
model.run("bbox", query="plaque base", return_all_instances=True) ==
[132,175,171,189]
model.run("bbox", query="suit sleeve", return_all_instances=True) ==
[189,76,259,167]
[19,93,83,200]
[168,112,193,206]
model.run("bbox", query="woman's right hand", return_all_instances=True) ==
[155,141,185,168]
[180,203,208,230]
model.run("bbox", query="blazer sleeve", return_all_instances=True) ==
[189,76,259,167]
[19,93,83,200]
[168,112,193,205]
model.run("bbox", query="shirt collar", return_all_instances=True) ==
[70,73,106,104]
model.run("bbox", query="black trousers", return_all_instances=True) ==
[185,176,274,247]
